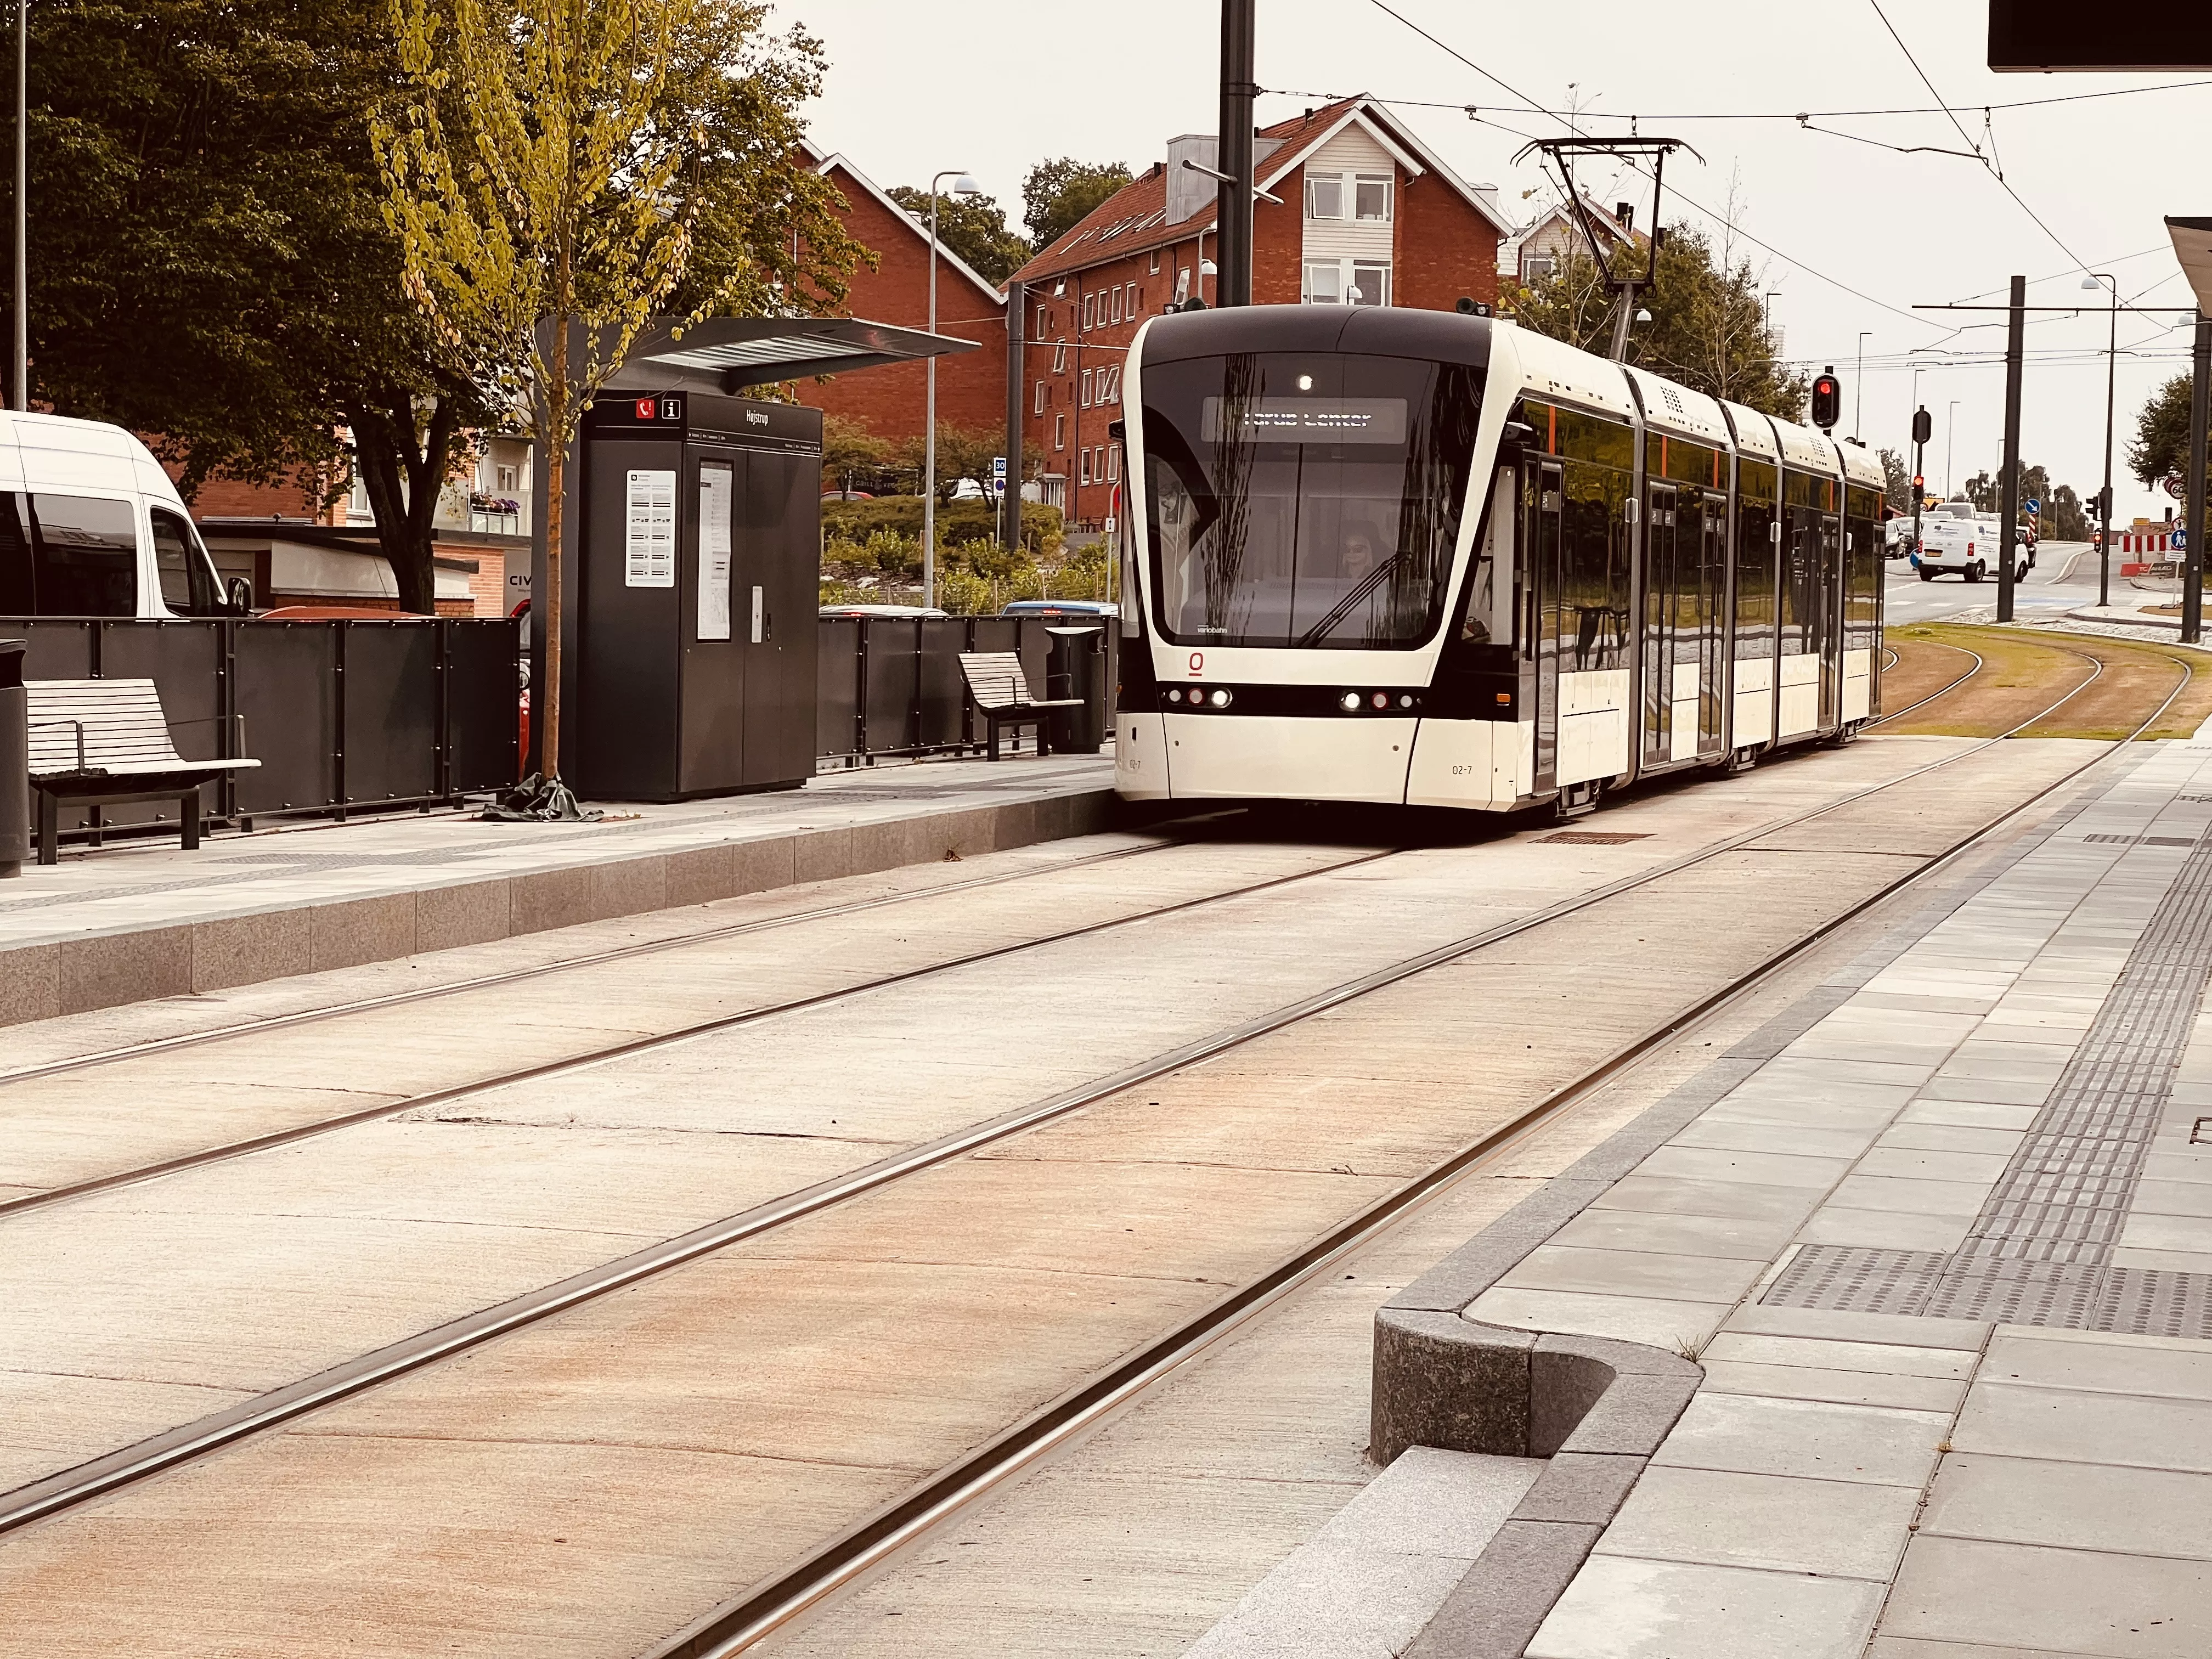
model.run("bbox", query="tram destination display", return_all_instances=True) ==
[1200,396,1407,445]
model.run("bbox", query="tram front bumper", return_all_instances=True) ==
[1117,710,1446,805]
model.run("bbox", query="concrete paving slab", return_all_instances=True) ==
[1593,1462,1921,1578]
[1882,1535,2212,1657]
[1632,1144,1854,1189]
[1951,1382,2212,1472]
[1495,1245,1767,1304]
[1920,1453,2212,1561]
[1527,1555,1884,1659]
[1465,1288,1731,1352]
[1650,1391,1950,1486]
[1700,1333,1979,1379]
[1978,1329,2212,1402]
[1792,1206,1974,1251]
[1694,1359,1966,1412]
[1589,1174,1827,1225]
[1826,1172,1997,1216]
[1666,1119,1886,1160]
[1722,1301,1992,1348]
[1544,1209,1801,1262]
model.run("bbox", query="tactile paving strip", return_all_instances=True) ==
[1764,819,2212,1338]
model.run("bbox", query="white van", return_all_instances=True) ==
[0,410,243,618]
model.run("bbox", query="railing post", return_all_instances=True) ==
[909,617,924,753]
[331,619,348,820]
[434,618,453,802]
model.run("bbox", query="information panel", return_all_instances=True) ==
[625,469,677,588]
[697,463,733,639]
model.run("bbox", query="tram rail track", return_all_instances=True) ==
[0,652,2182,1553]
[651,635,2196,1658]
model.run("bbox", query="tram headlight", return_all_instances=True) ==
[1398,695,1414,709]
[1370,692,1390,710]
[1209,689,1232,708]
[1340,691,1361,712]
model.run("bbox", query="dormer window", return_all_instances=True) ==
[1355,174,1392,221]
[1305,174,1344,220]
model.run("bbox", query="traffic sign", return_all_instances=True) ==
[2025,498,2041,513]
[2166,475,2188,499]
[2176,526,2189,552]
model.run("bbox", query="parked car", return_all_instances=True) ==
[817,603,951,619]
[998,599,1119,618]
[949,478,986,501]
[1913,516,2029,583]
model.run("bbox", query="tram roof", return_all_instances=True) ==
[1498,322,1639,421]
[1837,441,1886,489]
[1771,416,1841,475]
[1622,365,1729,447]
[1720,402,1781,461]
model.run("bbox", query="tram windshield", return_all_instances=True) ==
[1142,351,1482,649]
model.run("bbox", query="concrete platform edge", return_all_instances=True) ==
[1369,750,2135,1658]
[0,786,1128,1026]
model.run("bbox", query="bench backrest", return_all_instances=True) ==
[26,678,188,774]
[959,651,1037,712]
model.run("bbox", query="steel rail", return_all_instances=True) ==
[0,831,1200,1091]
[0,840,1400,1223]
[1866,641,1985,726]
[0,659,2155,1543]
[647,650,2194,1659]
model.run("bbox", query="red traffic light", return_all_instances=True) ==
[1809,371,1842,432]
[1913,475,1924,489]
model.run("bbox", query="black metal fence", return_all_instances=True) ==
[2,616,521,828]
[817,614,1120,762]
[5,611,1114,845]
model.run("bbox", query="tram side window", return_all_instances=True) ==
[2,492,140,617]
[1734,461,1778,659]
[1456,466,1514,647]
[1843,484,1881,644]
[1554,407,1632,673]
[1780,470,1831,657]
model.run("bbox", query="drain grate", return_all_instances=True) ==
[1538,831,1652,845]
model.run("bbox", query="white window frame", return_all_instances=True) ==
[1054,413,1067,451]
[1111,286,1123,324]
[1351,259,1391,308]
[1522,253,1556,283]
[1354,173,1393,222]
[1301,259,1344,304]
[1080,369,1092,408]
[1107,445,1120,483]
[1052,341,1068,374]
[1106,365,1122,404]
[1034,380,1047,415]
[1148,249,1161,274]
[1080,448,1092,485]
[1081,293,1093,330]
[1304,173,1344,220]
[1036,304,1047,334]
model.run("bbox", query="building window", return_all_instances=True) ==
[1110,286,1122,324]
[1522,253,1556,283]
[1082,292,1094,330]
[1054,413,1067,451]
[1080,369,1092,407]
[1052,341,1068,374]
[1149,250,1161,273]
[1302,259,1343,304]
[1036,304,1047,334]
[1351,260,1391,307]
[1305,173,1344,219]
[495,464,518,492]
[1107,445,1120,483]
[1034,380,1047,414]
[1355,174,1393,221]
[1125,281,1138,315]
[1104,365,1121,404]
[1079,448,1092,485]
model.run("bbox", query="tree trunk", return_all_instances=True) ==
[345,391,466,616]
[542,318,568,781]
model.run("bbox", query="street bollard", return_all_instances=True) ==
[1045,625,1105,755]
[0,641,27,878]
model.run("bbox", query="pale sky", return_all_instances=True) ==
[786,0,2212,524]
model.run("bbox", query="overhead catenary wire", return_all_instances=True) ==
[1260,79,2212,125]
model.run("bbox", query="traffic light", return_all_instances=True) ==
[1810,369,1841,432]
[1913,475,1925,491]
[1912,407,1933,445]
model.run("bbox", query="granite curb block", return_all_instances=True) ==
[1367,749,2140,1658]
[0,787,1121,1026]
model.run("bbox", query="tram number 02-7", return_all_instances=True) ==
[1451,764,1480,777]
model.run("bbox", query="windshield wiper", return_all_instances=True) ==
[1296,550,1409,647]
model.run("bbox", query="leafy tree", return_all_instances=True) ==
[1878,448,1912,515]
[891,421,1008,506]
[2047,483,2089,541]
[885,185,1028,286]
[377,0,858,780]
[1507,221,1807,419]
[820,414,892,495]
[11,0,500,613]
[2128,373,2207,505]
[1023,157,1133,251]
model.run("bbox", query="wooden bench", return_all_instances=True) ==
[27,678,259,864]
[958,651,1084,761]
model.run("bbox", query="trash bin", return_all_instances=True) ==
[1046,625,1105,755]
[0,640,27,879]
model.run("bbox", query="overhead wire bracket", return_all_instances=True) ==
[1512,136,1700,361]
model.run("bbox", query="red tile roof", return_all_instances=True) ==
[1013,98,1370,286]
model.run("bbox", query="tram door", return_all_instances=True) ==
[1818,508,1843,730]
[1525,459,1564,789]
[1641,484,1679,768]
[1696,494,1728,753]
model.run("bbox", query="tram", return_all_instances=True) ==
[1110,306,1884,814]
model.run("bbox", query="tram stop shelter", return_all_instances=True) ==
[525,317,979,802]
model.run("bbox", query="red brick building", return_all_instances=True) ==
[1009,97,1514,528]
[798,150,1008,445]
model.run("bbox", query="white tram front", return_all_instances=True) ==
[1111,306,1885,813]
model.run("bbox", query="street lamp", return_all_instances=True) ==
[1946,400,1960,498]
[1854,332,1872,439]
[923,169,981,610]
[2084,273,2119,606]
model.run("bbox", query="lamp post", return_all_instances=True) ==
[923,169,981,610]
[1946,400,1960,497]
[2084,273,2119,607]
[12,0,23,412]
[1854,331,1872,440]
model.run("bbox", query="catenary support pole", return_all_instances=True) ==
[12,0,22,412]
[1000,278,1025,559]
[1215,0,1254,308]
[2098,276,2118,609]
[1997,274,2024,624]
[2187,311,2209,646]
